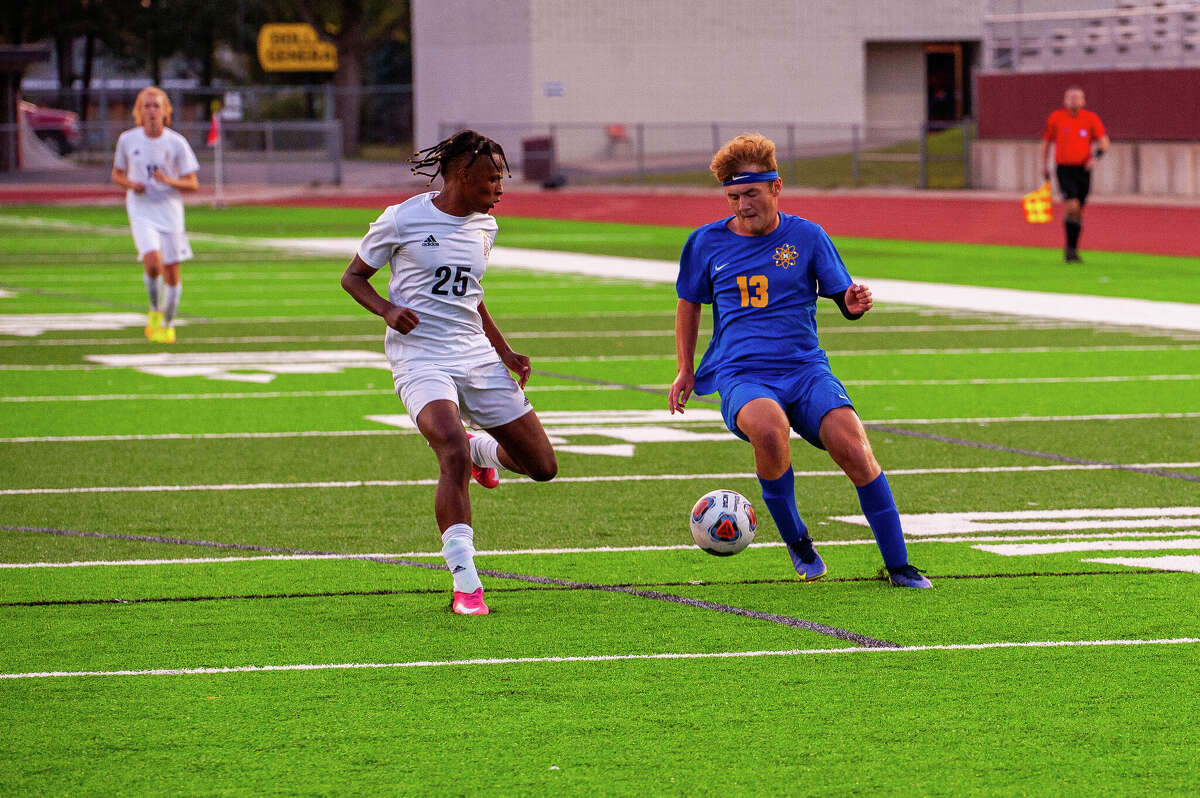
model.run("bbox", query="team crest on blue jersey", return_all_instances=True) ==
[773,244,798,269]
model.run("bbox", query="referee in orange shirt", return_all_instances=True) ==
[1040,86,1110,263]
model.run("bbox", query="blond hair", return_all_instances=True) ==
[132,86,172,127]
[709,133,778,184]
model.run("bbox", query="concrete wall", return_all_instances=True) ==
[975,140,1200,197]
[865,42,927,129]
[413,0,986,161]
[411,0,534,152]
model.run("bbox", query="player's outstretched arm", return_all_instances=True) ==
[480,300,531,388]
[669,299,701,414]
[340,254,418,333]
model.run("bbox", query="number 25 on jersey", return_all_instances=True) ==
[737,275,768,307]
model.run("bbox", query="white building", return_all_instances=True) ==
[412,0,986,171]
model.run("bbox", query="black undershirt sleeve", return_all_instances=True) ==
[820,289,864,321]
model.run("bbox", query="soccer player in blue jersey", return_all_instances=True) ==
[668,133,931,588]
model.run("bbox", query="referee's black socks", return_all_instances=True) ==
[1065,219,1082,250]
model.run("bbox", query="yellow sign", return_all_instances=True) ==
[258,24,337,72]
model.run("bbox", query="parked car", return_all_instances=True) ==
[20,100,82,155]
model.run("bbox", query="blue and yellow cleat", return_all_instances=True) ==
[881,564,933,589]
[788,539,827,582]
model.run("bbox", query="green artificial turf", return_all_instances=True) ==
[1,203,1198,796]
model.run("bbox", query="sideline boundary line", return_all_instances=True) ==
[4,638,1196,680]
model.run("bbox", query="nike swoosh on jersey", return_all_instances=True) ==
[714,262,731,272]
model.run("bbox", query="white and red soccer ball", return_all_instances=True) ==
[689,489,756,556]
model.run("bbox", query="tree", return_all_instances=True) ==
[260,0,408,156]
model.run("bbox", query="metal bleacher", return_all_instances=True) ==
[983,2,1200,71]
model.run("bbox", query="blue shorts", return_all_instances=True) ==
[717,363,855,450]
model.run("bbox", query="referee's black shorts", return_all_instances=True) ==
[1055,164,1091,205]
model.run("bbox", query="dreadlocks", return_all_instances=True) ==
[408,130,512,186]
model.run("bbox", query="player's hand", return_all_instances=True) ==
[668,372,694,414]
[844,283,873,315]
[383,304,419,334]
[151,168,169,185]
[501,349,532,388]
[129,181,147,194]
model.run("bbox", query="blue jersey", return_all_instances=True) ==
[676,213,853,395]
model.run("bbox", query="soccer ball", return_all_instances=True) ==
[689,489,756,556]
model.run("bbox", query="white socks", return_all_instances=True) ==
[144,274,162,310]
[162,282,182,327]
[469,432,504,471]
[441,523,482,593]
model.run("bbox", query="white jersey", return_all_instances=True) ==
[112,126,200,233]
[357,192,500,369]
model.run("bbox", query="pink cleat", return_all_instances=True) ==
[466,433,500,489]
[451,587,490,615]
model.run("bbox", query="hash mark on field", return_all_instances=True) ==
[4,639,1197,680]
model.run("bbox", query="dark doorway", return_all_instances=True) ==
[926,42,975,122]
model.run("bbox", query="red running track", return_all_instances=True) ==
[264,190,1200,257]
[3,186,1197,257]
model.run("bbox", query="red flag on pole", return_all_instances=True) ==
[206,113,221,147]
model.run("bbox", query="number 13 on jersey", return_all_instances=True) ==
[737,275,768,307]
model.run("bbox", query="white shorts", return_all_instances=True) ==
[395,360,532,429]
[131,218,193,264]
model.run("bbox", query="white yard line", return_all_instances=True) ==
[5,217,1197,330]
[2,413,1196,444]
[7,530,1200,569]
[3,463,1200,495]
[7,362,1199,388]
[480,246,1200,333]
[3,638,1197,680]
[0,323,1105,348]
[976,539,1200,555]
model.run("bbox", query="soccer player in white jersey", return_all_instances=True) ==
[340,130,558,615]
[111,86,199,344]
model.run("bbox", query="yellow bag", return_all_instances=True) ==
[1022,181,1053,224]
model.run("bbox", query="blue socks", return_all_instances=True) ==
[760,468,909,570]
[758,467,812,552]
[856,472,908,569]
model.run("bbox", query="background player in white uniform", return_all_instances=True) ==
[111,86,199,344]
[340,130,558,616]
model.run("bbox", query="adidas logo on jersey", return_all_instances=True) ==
[422,235,439,247]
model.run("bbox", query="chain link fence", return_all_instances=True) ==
[439,120,974,189]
